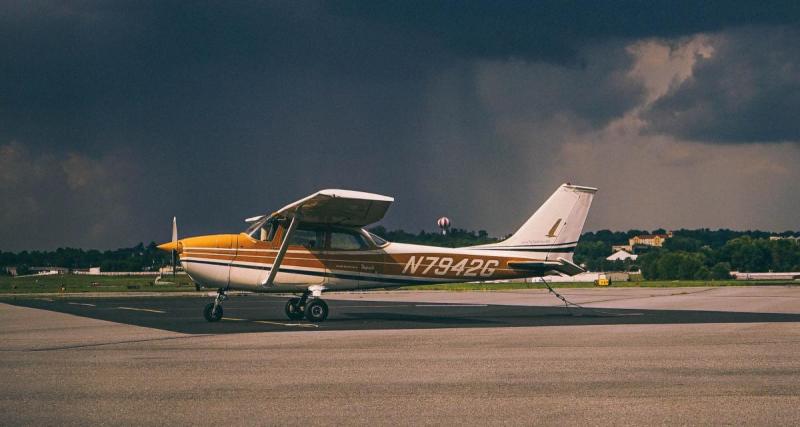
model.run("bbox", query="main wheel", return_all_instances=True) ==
[305,299,328,322]
[203,302,223,322]
[284,298,304,321]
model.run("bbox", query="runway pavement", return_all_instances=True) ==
[2,286,799,425]
[4,289,800,335]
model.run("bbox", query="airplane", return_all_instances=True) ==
[157,183,597,323]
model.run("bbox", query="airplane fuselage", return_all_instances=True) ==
[177,230,565,293]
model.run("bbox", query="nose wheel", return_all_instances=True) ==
[203,288,227,322]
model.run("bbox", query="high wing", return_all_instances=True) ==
[265,189,394,226]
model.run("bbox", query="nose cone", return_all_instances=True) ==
[157,241,180,253]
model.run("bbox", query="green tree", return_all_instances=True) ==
[711,262,731,280]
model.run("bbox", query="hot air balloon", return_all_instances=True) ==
[437,216,451,235]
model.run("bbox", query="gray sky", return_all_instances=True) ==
[2,1,800,250]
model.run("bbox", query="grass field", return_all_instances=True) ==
[0,274,197,294]
[0,274,797,295]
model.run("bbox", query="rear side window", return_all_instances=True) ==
[329,231,367,250]
[288,228,324,250]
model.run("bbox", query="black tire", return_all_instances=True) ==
[284,298,304,321]
[203,302,223,322]
[305,299,328,322]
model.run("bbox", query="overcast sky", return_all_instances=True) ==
[2,1,800,250]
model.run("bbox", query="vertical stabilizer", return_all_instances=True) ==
[470,183,597,261]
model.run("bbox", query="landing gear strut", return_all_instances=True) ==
[284,288,329,322]
[203,288,227,322]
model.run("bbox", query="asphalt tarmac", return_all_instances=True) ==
[5,293,800,334]
[2,286,800,425]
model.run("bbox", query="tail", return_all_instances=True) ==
[471,183,597,262]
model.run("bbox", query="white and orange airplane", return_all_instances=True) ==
[158,183,596,322]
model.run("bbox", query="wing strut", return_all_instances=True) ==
[261,213,301,288]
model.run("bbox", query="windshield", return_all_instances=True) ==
[368,231,389,247]
[245,216,269,237]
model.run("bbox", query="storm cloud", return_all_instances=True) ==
[642,27,800,143]
[1,2,800,250]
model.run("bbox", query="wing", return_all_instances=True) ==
[267,189,394,227]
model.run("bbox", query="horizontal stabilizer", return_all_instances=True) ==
[508,257,585,276]
[555,257,585,275]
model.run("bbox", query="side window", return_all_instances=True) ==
[329,231,367,250]
[288,228,323,250]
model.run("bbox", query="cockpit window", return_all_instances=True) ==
[368,231,389,247]
[245,217,279,242]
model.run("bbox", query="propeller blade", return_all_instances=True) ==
[171,217,178,276]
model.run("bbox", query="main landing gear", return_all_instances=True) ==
[202,286,329,323]
[203,288,227,322]
[284,290,329,322]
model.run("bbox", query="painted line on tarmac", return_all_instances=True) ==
[68,302,96,307]
[254,320,319,328]
[223,317,319,328]
[337,304,412,308]
[116,306,166,314]
[415,304,489,307]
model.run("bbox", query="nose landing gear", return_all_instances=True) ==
[203,288,227,322]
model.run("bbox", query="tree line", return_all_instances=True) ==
[574,229,800,280]
[0,242,167,275]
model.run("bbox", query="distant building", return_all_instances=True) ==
[731,271,800,281]
[629,231,673,248]
[4,266,18,276]
[612,244,633,252]
[606,250,638,261]
[769,236,800,242]
[30,266,69,274]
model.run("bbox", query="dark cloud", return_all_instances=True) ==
[1,2,800,250]
[331,1,800,62]
[642,27,800,143]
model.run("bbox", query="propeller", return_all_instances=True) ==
[171,216,178,277]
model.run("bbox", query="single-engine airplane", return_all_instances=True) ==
[158,183,596,322]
